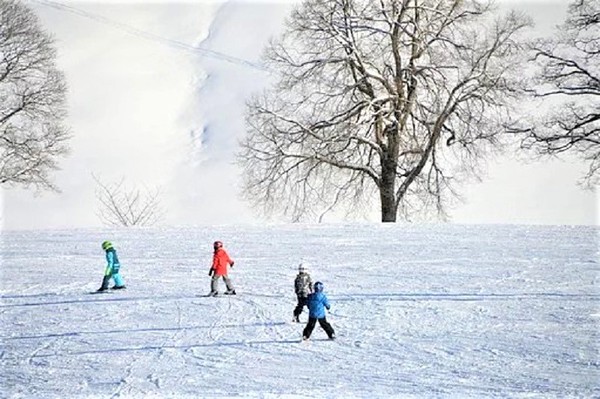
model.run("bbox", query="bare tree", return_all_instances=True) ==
[94,175,164,227]
[240,0,531,222]
[515,0,599,187]
[0,0,70,191]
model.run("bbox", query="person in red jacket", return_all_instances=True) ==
[208,240,236,296]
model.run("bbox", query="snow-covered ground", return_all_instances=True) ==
[1,224,598,398]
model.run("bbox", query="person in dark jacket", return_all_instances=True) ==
[303,281,335,340]
[97,241,126,292]
[293,263,313,322]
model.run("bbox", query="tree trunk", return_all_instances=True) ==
[379,156,397,223]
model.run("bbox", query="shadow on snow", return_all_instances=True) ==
[3,321,289,341]
[331,292,600,302]
[2,291,598,309]
[28,338,302,358]
[0,294,208,308]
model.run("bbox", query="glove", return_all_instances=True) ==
[208,268,214,276]
[230,260,235,267]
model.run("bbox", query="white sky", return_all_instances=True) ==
[1,0,597,229]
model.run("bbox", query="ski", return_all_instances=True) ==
[197,291,238,298]
[300,337,336,343]
[89,286,126,295]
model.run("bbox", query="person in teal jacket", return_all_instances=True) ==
[302,281,335,340]
[97,241,126,292]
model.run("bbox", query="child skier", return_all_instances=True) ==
[293,263,313,322]
[303,281,335,341]
[97,241,126,292]
[208,240,236,296]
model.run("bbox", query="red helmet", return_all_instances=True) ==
[213,241,223,250]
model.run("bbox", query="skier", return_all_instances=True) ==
[293,262,313,322]
[208,240,236,296]
[97,241,126,292]
[303,281,335,341]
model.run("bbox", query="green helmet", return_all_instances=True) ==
[101,241,113,251]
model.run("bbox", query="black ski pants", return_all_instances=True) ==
[303,316,335,339]
[293,295,308,318]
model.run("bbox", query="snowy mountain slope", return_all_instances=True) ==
[3,1,222,230]
[1,224,598,398]
[2,1,296,230]
[169,1,294,225]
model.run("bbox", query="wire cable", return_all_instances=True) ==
[30,0,270,72]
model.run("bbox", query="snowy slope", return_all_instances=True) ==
[2,1,295,230]
[3,1,222,229]
[1,224,598,398]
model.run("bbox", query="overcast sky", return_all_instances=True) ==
[1,0,597,230]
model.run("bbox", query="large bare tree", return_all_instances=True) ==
[0,0,70,191]
[240,0,531,222]
[516,0,599,187]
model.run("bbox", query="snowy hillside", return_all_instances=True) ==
[1,223,598,398]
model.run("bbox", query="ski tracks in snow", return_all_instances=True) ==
[3,224,598,397]
[109,298,186,397]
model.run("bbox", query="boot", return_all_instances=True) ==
[97,275,110,292]
[224,289,236,295]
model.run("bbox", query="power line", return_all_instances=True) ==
[30,0,270,72]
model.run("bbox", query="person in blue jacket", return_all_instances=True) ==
[97,241,126,292]
[302,281,335,340]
